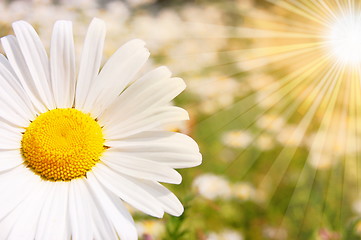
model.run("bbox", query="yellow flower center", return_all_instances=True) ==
[21,108,105,181]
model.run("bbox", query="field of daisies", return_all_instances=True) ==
[1,0,361,239]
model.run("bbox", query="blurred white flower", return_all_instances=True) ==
[255,89,282,109]
[59,0,98,8]
[207,230,244,240]
[256,134,275,150]
[237,0,255,11]
[308,151,338,170]
[131,10,184,51]
[256,114,285,133]
[276,125,305,147]
[135,220,165,239]
[125,0,156,7]
[306,128,356,157]
[232,182,256,201]
[193,174,232,200]
[263,226,288,240]
[181,4,225,25]
[189,76,240,114]
[247,73,275,91]
[222,130,253,148]
[353,198,361,215]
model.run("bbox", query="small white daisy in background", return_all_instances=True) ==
[262,226,288,240]
[207,229,244,240]
[135,220,165,239]
[192,174,232,200]
[188,76,241,114]
[231,182,256,202]
[308,151,338,170]
[256,114,285,133]
[256,134,275,151]
[276,124,305,147]
[0,18,201,239]
[352,198,361,215]
[221,130,253,149]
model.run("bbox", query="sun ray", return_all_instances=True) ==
[266,0,331,26]
[149,0,361,236]
[260,57,345,201]
[198,50,329,140]
[205,1,361,236]
[278,60,347,236]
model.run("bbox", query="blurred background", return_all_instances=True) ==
[1,0,361,239]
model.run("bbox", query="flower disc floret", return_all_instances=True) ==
[21,108,105,181]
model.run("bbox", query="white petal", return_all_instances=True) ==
[0,166,39,221]
[92,164,164,218]
[12,21,55,110]
[102,150,182,184]
[86,172,138,240]
[89,200,117,240]
[83,39,149,117]
[6,181,50,240]
[0,100,30,128]
[0,121,22,150]
[0,54,36,121]
[106,131,202,168]
[1,36,47,113]
[35,182,69,240]
[99,66,183,124]
[50,20,76,108]
[130,180,184,216]
[0,137,21,151]
[69,178,117,240]
[69,179,93,240]
[75,18,105,111]
[0,150,23,172]
[102,106,189,139]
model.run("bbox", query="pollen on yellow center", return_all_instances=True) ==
[21,108,105,181]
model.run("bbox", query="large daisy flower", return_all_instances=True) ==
[0,18,201,239]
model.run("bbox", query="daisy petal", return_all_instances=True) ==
[92,164,165,218]
[12,21,55,110]
[99,66,184,124]
[84,39,149,117]
[50,20,76,108]
[0,122,22,150]
[0,203,22,239]
[129,179,184,216]
[36,182,69,240]
[0,166,39,221]
[87,172,138,240]
[0,54,35,121]
[75,18,105,111]
[102,150,182,184]
[6,182,50,240]
[102,106,189,139]
[70,179,116,240]
[1,36,47,113]
[0,100,29,128]
[69,179,93,240]
[89,198,117,240]
[106,131,202,168]
[0,150,23,172]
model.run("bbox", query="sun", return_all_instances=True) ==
[325,12,361,65]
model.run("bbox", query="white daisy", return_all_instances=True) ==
[0,18,201,239]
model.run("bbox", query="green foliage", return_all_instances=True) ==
[162,195,194,240]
